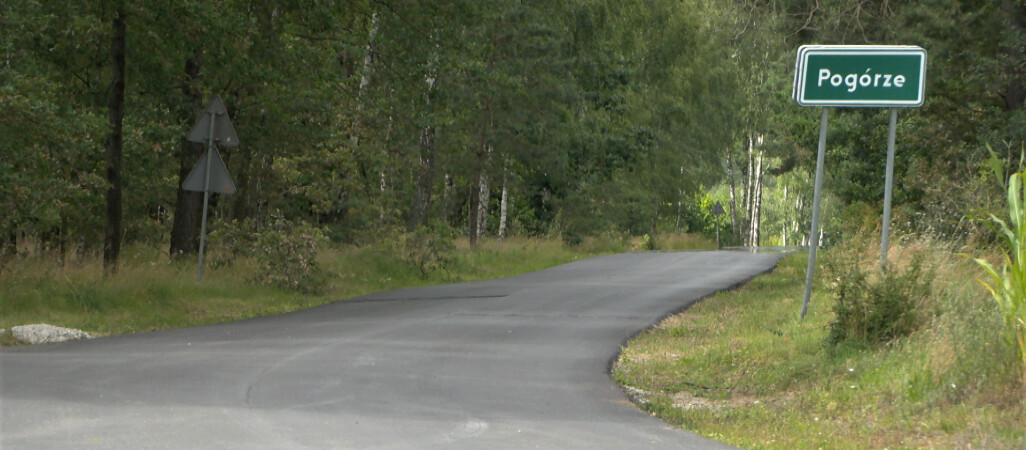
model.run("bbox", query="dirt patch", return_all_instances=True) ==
[623,385,784,412]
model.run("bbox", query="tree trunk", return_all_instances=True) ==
[477,168,490,238]
[675,166,684,233]
[336,9,358,80]
[227,148,250,221]
[406,70,438,232]
[468,102,492,245]
[379,116,392,225]
[349,12,378,148]
[781,185,787,246]
[726,151,738,237]
[748,149,764,247]
[5,232,15,259]
[103,7,126,276]
[169,46,205,258]
[498,160,508,242]
[468,27,500,246]
[468,178,480,244]
[59,215,67,267]
[443,173,454,223]
[407,124,436,231]
[469,156,484,245]
[743,134,755,245]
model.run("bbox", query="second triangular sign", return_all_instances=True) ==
[182,147,236,194]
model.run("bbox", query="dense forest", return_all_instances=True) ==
[3,0,1025,272]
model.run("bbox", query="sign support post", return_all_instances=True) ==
[183,95,239,283]
[710,201,726,249]
[196,110,216,282]
[792,45,926,319]
[801,107,829,319]
[880,108,898,269]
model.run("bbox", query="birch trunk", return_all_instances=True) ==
[748,149,764,247]
[468,137,486,245]
[675,166,684,233]
[345,13,386,223]
[349,12,378,149]
[726,151,738,237]
[477,170,489,238]
[743,134,755,245]
[468,28,499,246]
[498,160,508,242]
[379,115,391,224]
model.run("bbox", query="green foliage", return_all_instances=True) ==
[2,0,1022,281]
[828,255,933,348]
[0,0,762,254]
[249,216,328,294]
[971,170,1026,384]
[206,219,254,268]
[389,221,456,280]
[561,229,583,248]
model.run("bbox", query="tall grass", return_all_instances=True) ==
[971,170,1026,384]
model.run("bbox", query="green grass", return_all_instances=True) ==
[1,234,711,343]
[614,243,1026,449]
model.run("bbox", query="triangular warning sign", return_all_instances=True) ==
[182,147,236,194]
[711,201,726,216]
[186,95,239,147]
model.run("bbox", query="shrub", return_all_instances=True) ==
[828,255,933,348]
[561,230,583,247]
[250,216,328,294]
[207,219,255,268]
[391,221,455,279]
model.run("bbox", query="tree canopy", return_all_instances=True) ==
[2,0,1022,261]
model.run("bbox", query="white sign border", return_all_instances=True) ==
[792,45,927,108]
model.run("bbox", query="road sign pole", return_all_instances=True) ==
[880,108,898,270]
[801,107,829,319]
[196,111,216,283]
[716,220,720,249]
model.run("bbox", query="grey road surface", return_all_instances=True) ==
[1,251,785,449]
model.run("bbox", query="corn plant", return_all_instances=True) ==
[972,170,1026,385]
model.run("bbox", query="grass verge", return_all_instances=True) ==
[613,241,1025,449]
[0,233,712,344]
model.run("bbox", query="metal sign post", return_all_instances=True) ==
[880,108,898,269]
[711,201,726,249]
[801,107,829,319]
[184,95,239,282]
[792,45,926,319]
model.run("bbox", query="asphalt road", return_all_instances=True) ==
[1,250,786,449]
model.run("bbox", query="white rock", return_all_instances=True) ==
[11,324,93,345]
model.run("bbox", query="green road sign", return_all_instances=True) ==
[793,45,926,107]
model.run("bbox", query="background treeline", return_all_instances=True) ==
[2,0,1024,269]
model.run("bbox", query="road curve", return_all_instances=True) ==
[1,250,785,449]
